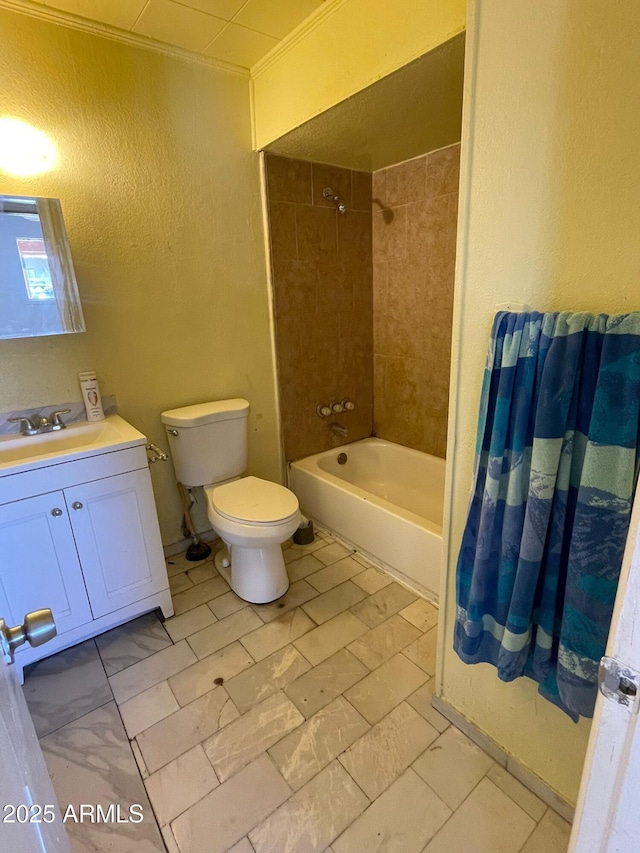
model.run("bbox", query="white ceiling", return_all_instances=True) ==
[29,0,327,68]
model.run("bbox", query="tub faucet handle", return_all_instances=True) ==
[330,401,344,414]
[316,404,332,418]
[341,399,355,411]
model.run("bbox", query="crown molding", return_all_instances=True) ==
[250,0,349,79]
[0,0,250,78]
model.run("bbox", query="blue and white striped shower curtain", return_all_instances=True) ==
[454,311,640,720]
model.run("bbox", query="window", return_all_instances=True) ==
[16,237,54,300]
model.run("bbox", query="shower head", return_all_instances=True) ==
[323,186,347,214]
[372,197,394,223]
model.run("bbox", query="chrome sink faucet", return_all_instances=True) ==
[8,409,71,436]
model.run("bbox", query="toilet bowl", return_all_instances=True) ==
[161,399,301,605]
[205,476,301,604]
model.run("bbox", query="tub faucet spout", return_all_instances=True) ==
[330,423,348,437]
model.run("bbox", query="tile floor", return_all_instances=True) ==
[23,528,572,853]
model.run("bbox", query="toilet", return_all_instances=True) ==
[160,399,300,604]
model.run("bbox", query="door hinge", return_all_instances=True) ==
[599,656,640,711]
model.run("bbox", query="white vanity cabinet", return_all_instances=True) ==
[0,416,173,682]
[0,491,93,636]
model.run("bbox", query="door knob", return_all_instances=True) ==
[0,609,57,662]
[72,501,83,511]
[51,508,63,517]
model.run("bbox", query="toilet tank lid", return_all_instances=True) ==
[161,399,249,428]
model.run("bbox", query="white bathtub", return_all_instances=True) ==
[289,438,444,601]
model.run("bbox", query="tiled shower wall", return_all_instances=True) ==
[372,144,460,457]
[265,155,373,461]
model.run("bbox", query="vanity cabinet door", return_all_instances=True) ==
[65,469,167,618]
[0,492,92,636]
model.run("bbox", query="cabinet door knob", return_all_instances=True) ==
[72,501,83,511]
[51,508,63,517]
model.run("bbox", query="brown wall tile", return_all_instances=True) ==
[351,171,372,211]
[269,202,298,263]
[372,143,459,459]
[296,205,338,264]
[266,144,458,464]
[265,155,374,462]
[426,144,461,198]
[312,163,352,208]
[385,156,428,206]
[267,154,312,204]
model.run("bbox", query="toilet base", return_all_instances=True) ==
[214,544,290,604]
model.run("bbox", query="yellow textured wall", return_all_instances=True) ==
[440,0,640,804]
[251,0,466,149]
[0,9,281,545]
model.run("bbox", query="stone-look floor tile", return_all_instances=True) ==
[423,778,536,853]
[344,653,428,724]
[225,645,311,712]
[170,571,194,594]
[399,598,439,632]
[251,579,319,623]
[333,768,451,853]
[131,738,150,779]
[169,642,255,706]
[241,607,316,661]
[301,580,368,624]
[487,765,548,822]
[164,604,217,642]
[187,608,264,659]
[23,640,112,738]
[402,625,437,674]
[313,541,354,565]
[95,612,172,676]
[520,809,571,853]
[204,691,304,782]
[165,551,211,576]
[109,641,197,705]
[339,702,438,801]
[285,648,369,718]
[249,760,369,853]
[119,681,179,738]
[284,537,331,563]
[228,839,255,853]
[351,566,394,594]
[41,702,165,852]
[144,744,219,826]
[413,726,494,810]
[294,611,369,666]
[347,614,422,670]
[172,576,230,616]
[406,680,450,734]
[208,590,248,619]
[161,825,180,853]
[137,686,238,773]
[187,562,219,585]
[350,582,418,628]
[171,754,291,853]
[269,696,370,790]
[286,553,325,582]
[306,557,365,593]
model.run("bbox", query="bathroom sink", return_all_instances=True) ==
[0,415,146,476]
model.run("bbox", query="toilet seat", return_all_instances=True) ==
[210,476,299,525]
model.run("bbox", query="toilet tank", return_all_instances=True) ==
[160,399,250,488]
